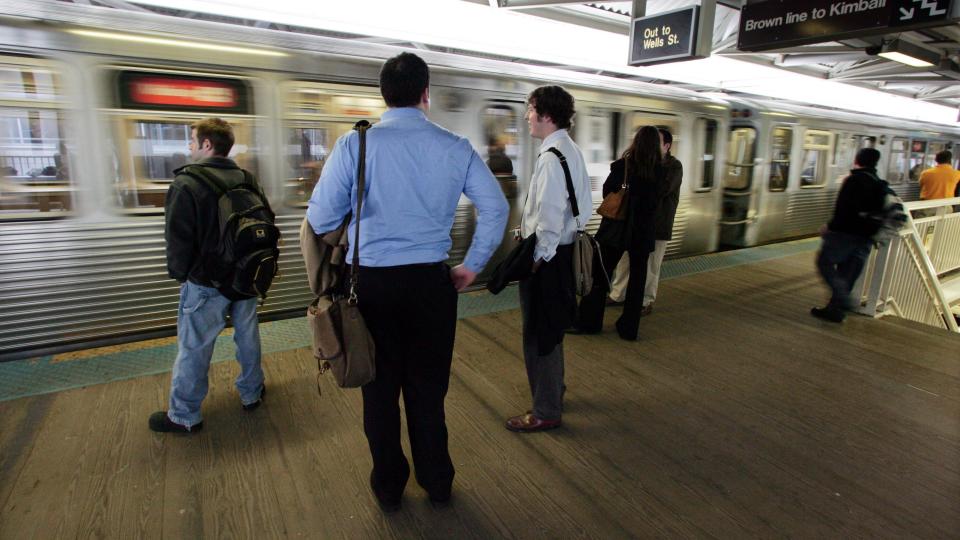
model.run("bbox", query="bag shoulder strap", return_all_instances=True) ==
[545,147,582,230]
[348,119,371,302]
[181,164,228,196]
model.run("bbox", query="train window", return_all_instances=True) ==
[926,142,947,169]
[908,139,926,182]
[110,116,260,211]
[108,70,260,212]
[283,83,386,206]
[0,62,75,218]
[768,126,792,192]
[723,127,756,190]
[888,137,908,184]
[482,104,520,177]
[629,114,680,155]
[575,107,620,191]
[696,117,718,191]
[799,130,833,188]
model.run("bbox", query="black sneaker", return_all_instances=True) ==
[810,306,845,323]
[242,386,266,411]
[149,411,201,433]
[369,471,401,513]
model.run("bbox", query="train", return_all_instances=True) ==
[1,1,959,360]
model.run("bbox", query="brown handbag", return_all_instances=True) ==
[597,160,629,221]
[305,119,376,389]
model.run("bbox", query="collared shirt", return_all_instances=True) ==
[520,129,593,262]
[919,164,960,200]
[306,107,508,272]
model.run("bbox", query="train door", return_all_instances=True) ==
[576,105,621,233]
[718,124,758,247]
[681,116,722,254]
[752,125,793,244]
[777,128,836,239]
[478,99,525,274]
[886,136,910,198]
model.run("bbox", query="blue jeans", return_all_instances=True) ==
[168,281,264,427]
[816,231,872,311]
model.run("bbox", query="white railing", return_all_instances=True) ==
[853,197,960,333]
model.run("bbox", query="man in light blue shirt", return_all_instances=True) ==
[307,52,507,512]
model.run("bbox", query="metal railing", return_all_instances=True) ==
[853,197,960,332]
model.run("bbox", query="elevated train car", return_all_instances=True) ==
[0,2,958,359]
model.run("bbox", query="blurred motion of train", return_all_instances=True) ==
[1,2,959,359]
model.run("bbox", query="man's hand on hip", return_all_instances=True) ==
[450,264,476,291]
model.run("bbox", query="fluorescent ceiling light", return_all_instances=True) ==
[876,39,939,68]
[878,51,934,68]
[127,0,957,126]
[67,29,288,57]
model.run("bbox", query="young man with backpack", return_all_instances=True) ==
[812,147,888,323]
[150,118,277,433]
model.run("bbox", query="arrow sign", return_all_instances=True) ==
[900,6,915,18]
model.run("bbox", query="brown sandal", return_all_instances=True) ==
[505,413,561,433]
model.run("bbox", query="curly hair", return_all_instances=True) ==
[527,85,575,130]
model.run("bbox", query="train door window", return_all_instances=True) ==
[799,130,833,188]
[482,103,521,177]
[926,141,947,169]
[0,61,75,218]
[629,113,680,155]
[723,127,756,190]
[282,83,385,206]
[577,107,619,191]
[888,137,908,184]
[695,117,718,191]
[768,126,792,192]
[908,139,926,182]
[108,70,260,212]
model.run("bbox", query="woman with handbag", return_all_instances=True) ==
[571,125,665,340]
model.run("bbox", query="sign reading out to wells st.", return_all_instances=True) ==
[629,6,703,66]
[739,0,956,51]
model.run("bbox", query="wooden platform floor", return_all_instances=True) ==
[1,252,958,539]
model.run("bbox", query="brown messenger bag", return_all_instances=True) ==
[302,120,376,390]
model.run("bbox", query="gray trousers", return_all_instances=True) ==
[518,278,564,421]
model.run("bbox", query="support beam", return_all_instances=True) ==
[777,53,867,66]
[496,0,589,8]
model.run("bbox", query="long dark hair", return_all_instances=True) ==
[622,125,661,182]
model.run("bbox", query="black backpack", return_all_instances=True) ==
[860,172,908,246]
[183,165,281,301]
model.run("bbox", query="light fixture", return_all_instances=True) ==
[67,29,288,57]
[874,39,939,68]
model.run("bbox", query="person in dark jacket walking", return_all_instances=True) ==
[150,118,269,433]
[812,147,887,323]
[572,126,665,340]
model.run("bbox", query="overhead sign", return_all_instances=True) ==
[629,6,705,66]
[738,0,956,51]
[117,71,251,114]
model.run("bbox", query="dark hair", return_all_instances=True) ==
[658,127,673,147]
[854,147,881,169]
[192,118,234,156]
[379,52,430,108]
[527,85,575,130]
[623,126,662,181]
[935,150,952,164]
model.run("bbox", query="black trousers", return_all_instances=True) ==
[576,243,650,339]
[356,263,458,500]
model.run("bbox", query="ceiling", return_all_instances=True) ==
[563,1,960,109]
[45,0,960,113]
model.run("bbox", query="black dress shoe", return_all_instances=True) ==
[149,411,201,433]
[615,319,638,341]
[242,386,266,411]
[429,492,452,509]
[810,306,845,323]
[369,471,401,513]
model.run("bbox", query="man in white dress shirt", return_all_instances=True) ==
[505,85,592,433]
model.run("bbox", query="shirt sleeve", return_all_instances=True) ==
[164,181,197,282]
[533,154,568,263]
[307,133,356,235]
[461,148,509,273]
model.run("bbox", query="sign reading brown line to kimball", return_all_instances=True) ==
[628,6,704,66]
[738,0,957,52]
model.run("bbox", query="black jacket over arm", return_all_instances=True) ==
[827,167,887,238]
[595,158,665,252]
[164,156,270,286]
[654,155,683,241]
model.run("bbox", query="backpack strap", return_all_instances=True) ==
[545,147,582,230]
[348,119,371,304]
